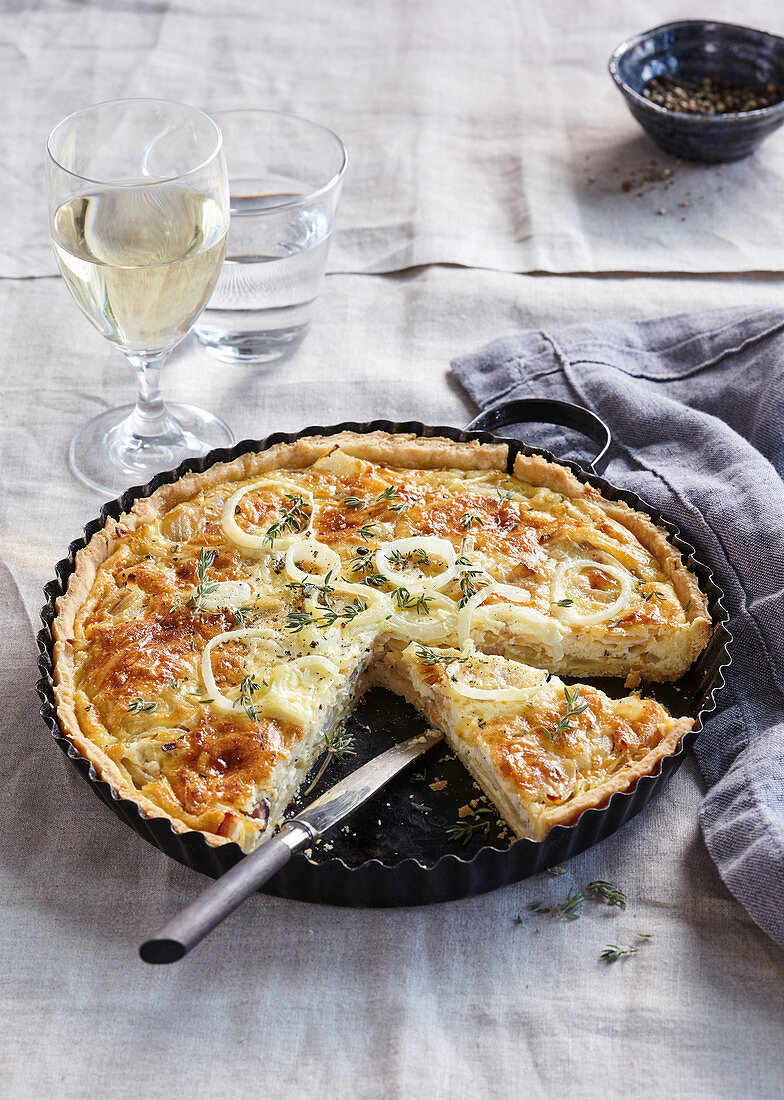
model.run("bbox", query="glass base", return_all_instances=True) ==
[194,306,310,364]
[69,402,235,497]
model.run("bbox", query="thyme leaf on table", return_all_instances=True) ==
[554,889,585,920]
[601,944,637,963]
[600,934,651,964]
[585,880,627,909]
[527,889,585,920]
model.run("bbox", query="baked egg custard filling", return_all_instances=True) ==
[53,433,711,852]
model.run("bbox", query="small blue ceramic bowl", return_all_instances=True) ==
[609,20,784,162]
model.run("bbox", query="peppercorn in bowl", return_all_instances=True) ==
[609,20,784,162]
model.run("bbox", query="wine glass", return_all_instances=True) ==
[47,99,234,496]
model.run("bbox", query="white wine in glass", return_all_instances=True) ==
[47,99,233,495]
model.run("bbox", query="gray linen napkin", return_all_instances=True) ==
[452,306,784,947]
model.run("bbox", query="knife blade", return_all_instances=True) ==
[140,727,443,964]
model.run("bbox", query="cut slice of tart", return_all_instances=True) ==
[378,642,693,841]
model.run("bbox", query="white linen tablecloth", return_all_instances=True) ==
[2,1,784,1097]
[10,0,784,279]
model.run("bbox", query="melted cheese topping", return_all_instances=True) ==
[65,443,702,850]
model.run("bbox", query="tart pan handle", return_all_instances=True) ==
[139,821,312,964]
[465,398,612,475]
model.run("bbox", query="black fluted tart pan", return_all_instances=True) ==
[36,416,731,907]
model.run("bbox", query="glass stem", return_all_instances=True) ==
[125,353,184,443]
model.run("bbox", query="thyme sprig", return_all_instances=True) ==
[186,547,218,615]
[343,486,409,516]
[286,610,317,633]
[286,578,315,598]
[127,697,158,714]
[231,605,255,629]
[637,581,665,602]
[375,485,410,514]
[445,821,478,844]
[528,889,585,921]
[414,644,466,667]
[323,595,368,625]
[356,523,378,543]
[445,810,494,846]
[389,547,430,568]
[351,551,386,587]
[262,494,310,546]
[302,725,356,797]
[285,595,369,633]
[287,570,336,608]
[585,880,627,909]
[459,512,483,530]
[601,944,636,963]
[392,588,433,615]
[523,877,627,924]
[539,684,589,740]
[601,934,651,963]
[455,555,489,608]
[236,674,261,721]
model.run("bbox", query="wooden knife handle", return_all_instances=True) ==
[139,822,312,964]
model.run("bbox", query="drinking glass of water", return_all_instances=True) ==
[47,99,233,495]
[193,109,347,364]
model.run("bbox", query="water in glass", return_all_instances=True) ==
[194,176,333,363]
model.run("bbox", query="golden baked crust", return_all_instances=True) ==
[52,431,711,852]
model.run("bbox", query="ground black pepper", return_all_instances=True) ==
[642,73,781,114]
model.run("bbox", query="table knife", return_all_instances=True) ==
[140,727,443,964]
